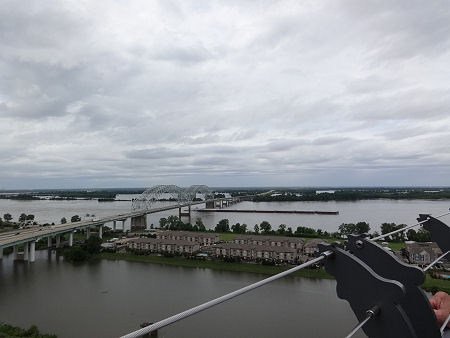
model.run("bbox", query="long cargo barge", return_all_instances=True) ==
[197,209,339,215]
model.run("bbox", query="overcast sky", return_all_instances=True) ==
[0,0,449,189]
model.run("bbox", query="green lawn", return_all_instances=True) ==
[97,252,332,279]
[423,274,450,294]
[385,242,405,251]
[219,233,237,241]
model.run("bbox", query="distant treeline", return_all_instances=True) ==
[0,194,41,200]
[253,189,450,202]
[35,190,117,199]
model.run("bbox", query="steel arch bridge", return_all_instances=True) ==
[131,185,214,211]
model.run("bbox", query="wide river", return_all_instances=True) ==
[0,195,448,233]
[0,251,363,338]
[1,197,448,337]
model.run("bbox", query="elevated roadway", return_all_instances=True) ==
[0,196,246,261]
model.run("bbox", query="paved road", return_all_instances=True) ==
[0,197,243,249]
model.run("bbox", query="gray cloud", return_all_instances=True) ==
[0,0,449,188]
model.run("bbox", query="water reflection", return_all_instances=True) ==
[0,251,365,338]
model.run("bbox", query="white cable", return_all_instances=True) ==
[119,252,331,338]
[372,211,450,241]
[423,250,450,272]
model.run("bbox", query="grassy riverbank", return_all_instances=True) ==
[96,252,333,279]
[423,275,450,294]
[96,252,450,293]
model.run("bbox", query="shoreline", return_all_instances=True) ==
[96,252,334,279]
[96,252,450,293]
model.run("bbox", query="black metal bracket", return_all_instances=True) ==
[417,214,450,253]
[346,234,441,338]
[318,242,417,338]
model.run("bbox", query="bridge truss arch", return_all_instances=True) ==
[131,185,214,211]
[184,185,214,202]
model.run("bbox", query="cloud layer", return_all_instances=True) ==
[1,0,449,188]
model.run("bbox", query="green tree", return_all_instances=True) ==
[355,222,370,234]
[241,223,248,233]
[26,214,35,221]
[19,213,27,223]
[3,213,12,222]
[381,223,405,241]
[407,229,417,241]
[86,236,102,254]
[195,219,206,232]
[159,217,168,229]
[60,217,67,224]
[277,224,286,235]
[338,223,357,236]
[415,228,431,242]
[381,223,395,241]
[231,223,247,234]
[260,221,272,234]
[167,215,181,230]
[295,226,316,237]
[253,224,260,234]
[71,215,81,222]
[215,219,230,232]
[63,246,88,262]
[231,222,241,233]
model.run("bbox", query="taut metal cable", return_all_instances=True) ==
[345,306,378,338]
[441,314,450,335]
[119,252,332,338]
[423,250,450,272]
[372,210,450,242]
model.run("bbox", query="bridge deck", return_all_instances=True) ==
[0,197,242,249]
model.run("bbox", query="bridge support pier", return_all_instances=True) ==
[56,235,61,248]
[99,225,103,239]
[30,242,35,262]
[47,236,52,248]
[23,242,29,261]
[122,220,126,231]
[69,232,73,247]
[13,245,18,260]
[131,215,146,232]
[113,221,117,231]
[0,247,3,259]
[86,227,91,239]
[205,201,215,209]
[178,206,191,224]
